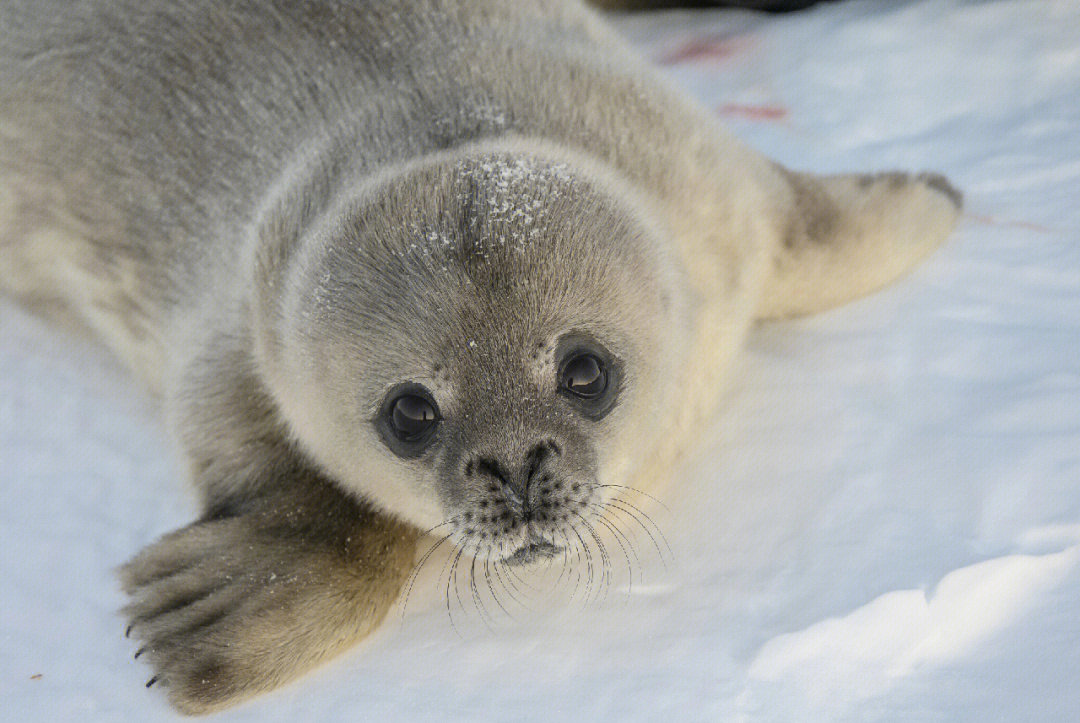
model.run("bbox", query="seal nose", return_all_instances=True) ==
[468,440,559,516]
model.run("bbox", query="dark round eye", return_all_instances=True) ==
[377,384,442,457]
[560,354,607,399]
[389,394,439,441]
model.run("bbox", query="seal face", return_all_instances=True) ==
[376,331,623,562]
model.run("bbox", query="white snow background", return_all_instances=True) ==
[2,0,1078,720]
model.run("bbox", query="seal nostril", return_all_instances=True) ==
[476,458,510,486]
[524,443,553,485]
[474,457,527,513]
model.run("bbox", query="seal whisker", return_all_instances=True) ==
[564,528,587,607]
[603,499,674,568]
[575,514,613,601]
[552,527,575,591]
[467,542,495,630]
[450,545,470,634]
[504,553,540,593]
[587,503,642,571]
[486,538,530,611]
[587,505,638,593]
[417,520,457,538]
[490,560,517,609]
[483,556,513,621]
[594,484,671,512]
[400,531,453,622]
[443,545,467,637]
[565,519,596,607]
[605,498,670,550]
[495,559,533,613]
[584,509,624,574]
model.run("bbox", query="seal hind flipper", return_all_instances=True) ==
[757,168,962,319]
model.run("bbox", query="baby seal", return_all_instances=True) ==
[0,0,961,713]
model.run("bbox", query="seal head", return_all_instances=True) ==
[256,144,690,563]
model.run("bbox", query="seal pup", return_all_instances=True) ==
[0,0,961,713]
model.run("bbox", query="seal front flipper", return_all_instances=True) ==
[756,168,963,319]
[119,472,418,715]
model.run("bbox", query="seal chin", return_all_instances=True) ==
[504,540,561,566]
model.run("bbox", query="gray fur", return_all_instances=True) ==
[0,0,961,713]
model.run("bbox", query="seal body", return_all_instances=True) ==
[0,0,961,713]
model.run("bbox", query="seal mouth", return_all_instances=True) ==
[504,540,561,566]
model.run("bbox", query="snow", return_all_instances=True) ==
[3,0,1079,719]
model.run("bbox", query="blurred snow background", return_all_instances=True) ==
[2,0,1078,720]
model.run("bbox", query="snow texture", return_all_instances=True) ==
[2,0,1078,720]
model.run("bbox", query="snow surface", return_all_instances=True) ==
[3,0,1078,720]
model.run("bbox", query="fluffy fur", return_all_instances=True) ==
[0,0,960,713]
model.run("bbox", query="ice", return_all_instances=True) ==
[3,0,1078,720]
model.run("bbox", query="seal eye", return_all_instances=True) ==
[555,335,620,420]
[390,394,439,440]
[377,384,441,457]
[560,354,607,398]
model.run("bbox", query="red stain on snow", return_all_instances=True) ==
[658,34,753,65]
[965,212,1054,234]
[716,103,789,122]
